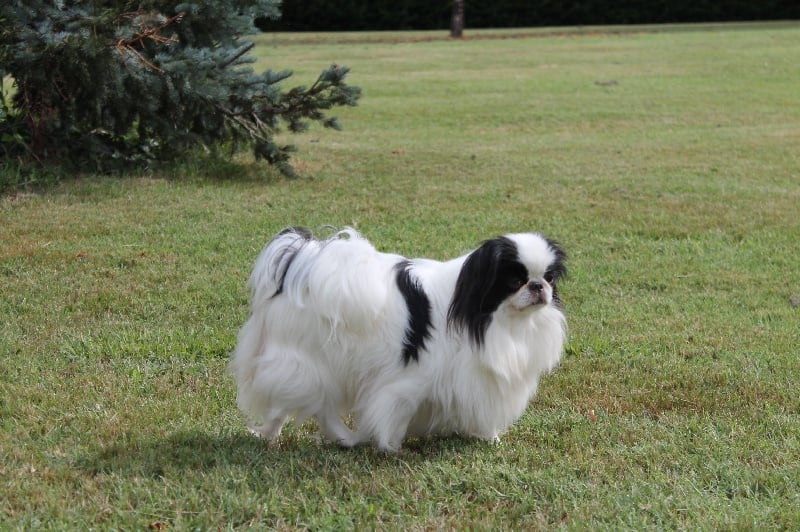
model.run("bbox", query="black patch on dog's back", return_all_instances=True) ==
[394,260,433,365]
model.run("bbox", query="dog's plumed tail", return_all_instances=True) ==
[248,227,391,331]
[233,227,395,443]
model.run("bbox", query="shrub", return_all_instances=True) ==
[0,0,361,178]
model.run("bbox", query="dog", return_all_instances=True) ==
[230,227,566,451]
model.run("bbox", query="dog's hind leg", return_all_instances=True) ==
[237,346,324,443]
[248,410,289,441]
[316,405,357,446]
[348,382,422,452]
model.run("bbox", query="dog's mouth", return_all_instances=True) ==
[530,291,550,306]
[511,280,552,310]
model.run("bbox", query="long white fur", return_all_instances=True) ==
[230,228,566,451]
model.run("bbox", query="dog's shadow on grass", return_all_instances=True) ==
[78,429,482,479]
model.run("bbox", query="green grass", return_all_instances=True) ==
[2,22,800,528]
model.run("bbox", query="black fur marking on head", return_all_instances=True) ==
[543,238,568,307]
[447,236,527,346]
[394,260,433,365]
[270,226,314,297]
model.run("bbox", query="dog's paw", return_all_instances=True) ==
[248,423,282,441]
[337,432,370,449]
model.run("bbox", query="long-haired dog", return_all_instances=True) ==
[230,227,566,451]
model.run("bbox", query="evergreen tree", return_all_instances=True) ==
[0,0,361,176]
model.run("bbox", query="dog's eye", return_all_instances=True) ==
[507,277,525,290]
[544,271,555,284]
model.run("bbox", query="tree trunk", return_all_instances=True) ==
[450,0,464,38]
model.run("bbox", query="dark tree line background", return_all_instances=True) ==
[258,0,800,32]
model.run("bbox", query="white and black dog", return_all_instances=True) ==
[230,227,567,451]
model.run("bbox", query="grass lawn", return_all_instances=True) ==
[2,22,799,528]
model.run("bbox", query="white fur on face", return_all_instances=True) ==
[509,279,553,310]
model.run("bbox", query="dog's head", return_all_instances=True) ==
[447,233,566,345]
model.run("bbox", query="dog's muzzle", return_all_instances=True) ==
[527,280,551,306]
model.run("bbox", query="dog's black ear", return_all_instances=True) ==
[447,236,526,345]
[543,238,567,284]
[543,237,567,305]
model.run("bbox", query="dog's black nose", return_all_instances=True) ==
[528,280,544,293]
